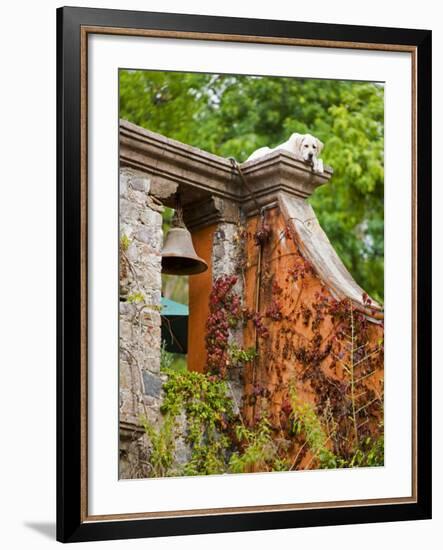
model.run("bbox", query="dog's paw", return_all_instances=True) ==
[313,159,324,173]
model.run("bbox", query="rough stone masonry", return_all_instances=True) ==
[119,167,165,479]
[118,168,247,477]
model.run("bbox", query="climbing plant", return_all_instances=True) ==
[243,215,385,467]
[205,274,244,377]
[141,265,383,476]
[140,367,234,477]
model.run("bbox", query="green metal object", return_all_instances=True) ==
[160,297,189,354]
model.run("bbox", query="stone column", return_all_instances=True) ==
[212,221,245,412]
[119,167,165,478]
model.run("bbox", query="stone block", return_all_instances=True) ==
[144,354,161,374]
[151,290,162,306]
[130,177,150,193]
[130,189,149,205]
[120,223,134,239]
[120,301,137,317]
[142,370,163,398]
[120,198,139,223]
[140,208,162,228]
[119,173,129,197]
[120,320,133,340]
[118,166,167,478]
[134,227,157,246]
[126,242,139,262]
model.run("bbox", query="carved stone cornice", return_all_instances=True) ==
[238,151,332,216]
[183,196,241,232]
[119,120,333,216]
[120,120,237,207]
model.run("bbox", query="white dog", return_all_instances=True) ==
[247,133,324,173]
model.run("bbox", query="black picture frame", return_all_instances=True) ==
[57,6,432,543]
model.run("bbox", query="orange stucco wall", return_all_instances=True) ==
[188,225,216,373]
[242,206,384,467]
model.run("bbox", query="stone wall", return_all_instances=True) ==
[119,167,165,479]
[118,175,248,476]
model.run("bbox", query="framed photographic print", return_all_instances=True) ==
[57,6,432,543]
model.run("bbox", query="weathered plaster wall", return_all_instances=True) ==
[242,206,384,468]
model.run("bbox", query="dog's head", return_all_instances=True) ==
[291,133,324,163]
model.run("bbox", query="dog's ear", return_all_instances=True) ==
[290,133,305,156]
[315,138,324,154]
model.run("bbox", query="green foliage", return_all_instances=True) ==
[287,385,384,470]
[126,291,145,303]
[168,355,188,373]
[348,436,384,468]
[229,416,284,473]
[228,343,258,366]
[348,429,384,468]
[160,341,174,371]
[141,369,289,476]
[141,367,382,476]
[289,387,338,469]
[120,70,384,301]
[139,413,177,477]
[160,341,188,373]
[120,234,131,251]
[159,368,235,476]
[162,274,189,305]
[182,435,230,476]
[161,206,175,234]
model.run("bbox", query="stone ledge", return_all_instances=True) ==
[120,120,237,205]
[239,151,332,216]
[119,419,145,443]
[119,120,332,213]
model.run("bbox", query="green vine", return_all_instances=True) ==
[158,369,234,476]
[229,416,287,473]
[139,249,383,476]
[139,413,177,477]
[228,343,258,367]
[141,368,291,476]
[288,387,338,469]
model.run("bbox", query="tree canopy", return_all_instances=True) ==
[120,70,384,302]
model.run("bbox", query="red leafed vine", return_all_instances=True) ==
[239,212,384,469]
[205,274,242,377]
[200,210,384,472]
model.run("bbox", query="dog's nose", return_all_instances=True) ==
[308,152,313,160]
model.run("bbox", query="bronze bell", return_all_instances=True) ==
[161,198,208,276]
